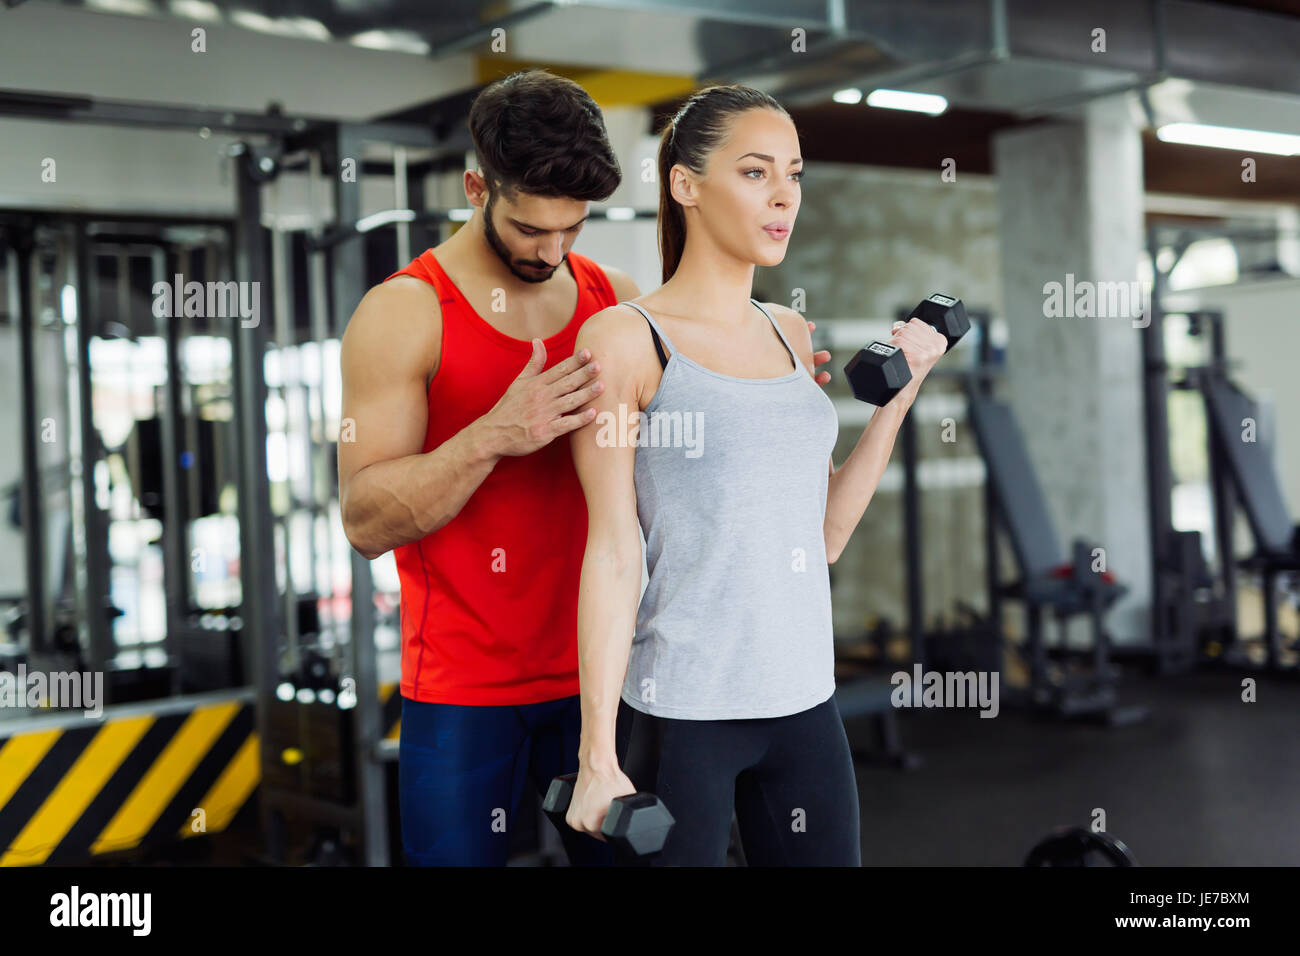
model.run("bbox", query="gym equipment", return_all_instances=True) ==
[1140,296,1296,675]
[895,308,999,677]
[125,416,223,522]
[834,677,924,771]
[1201,377,1300,669]
[541,772,675,863]
[1024,826,1137,866]
[966,393,1149,727]
[844,293,970,406]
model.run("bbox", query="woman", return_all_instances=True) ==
[567,84,946,865]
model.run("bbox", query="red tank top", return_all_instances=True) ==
[384,249,619,704]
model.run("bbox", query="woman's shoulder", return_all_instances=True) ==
[575,301,660,369]
[759,301,814,364]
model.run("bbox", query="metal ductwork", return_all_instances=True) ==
[32,0,1300,132]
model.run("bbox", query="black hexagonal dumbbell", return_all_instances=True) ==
[844,293,970,406]
[1023,826,1137,866]
[542,772,675,865]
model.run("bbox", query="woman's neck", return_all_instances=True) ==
[659,234,759,327]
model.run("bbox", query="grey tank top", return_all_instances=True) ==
[619,299,840,720]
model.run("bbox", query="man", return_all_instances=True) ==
[339,69,830,866]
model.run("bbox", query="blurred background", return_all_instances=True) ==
[0,0,1297,867]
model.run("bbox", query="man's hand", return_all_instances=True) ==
[478,340,604,458]
[807,320,832,387]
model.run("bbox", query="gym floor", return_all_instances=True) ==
[848,669,1300,866]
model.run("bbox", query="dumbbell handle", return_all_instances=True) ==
[542,772,673,862]
[844,293,969,406]
[862,295,967,371]
[889,295,968,352]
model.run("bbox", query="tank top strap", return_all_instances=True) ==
[750,298,800,369]
[621,301,677,357]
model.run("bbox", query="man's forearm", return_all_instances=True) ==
[341,419,503,559]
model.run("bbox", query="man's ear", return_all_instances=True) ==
[464,168,487,207]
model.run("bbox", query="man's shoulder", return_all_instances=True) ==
[579,256,640,302]
[342,276,442,371]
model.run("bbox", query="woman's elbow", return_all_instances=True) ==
[585,534,640,576]
[825,529,845,565]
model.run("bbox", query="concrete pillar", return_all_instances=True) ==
[992,96,1150,644]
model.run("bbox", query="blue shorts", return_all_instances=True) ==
[398,693,621,866]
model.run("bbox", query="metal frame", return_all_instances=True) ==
[2,220,46,657]
[896,307,997,673]
[1139,223,1249,674]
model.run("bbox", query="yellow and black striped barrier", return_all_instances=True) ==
[0,682,404,866]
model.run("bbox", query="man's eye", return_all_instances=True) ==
[520,228,539,236]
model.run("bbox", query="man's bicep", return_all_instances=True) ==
[337,286,437,493]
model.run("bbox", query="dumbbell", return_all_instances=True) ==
[1023,825,1137,866]
[541,772,675,864]
[844,293,970,406]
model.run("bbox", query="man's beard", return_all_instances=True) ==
[483,192,566,284]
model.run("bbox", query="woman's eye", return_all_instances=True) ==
[744,168,765,179]
[791,170,804,182]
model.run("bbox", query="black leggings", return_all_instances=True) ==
[615,693,861,866]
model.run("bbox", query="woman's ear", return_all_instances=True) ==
[669,164,698,209]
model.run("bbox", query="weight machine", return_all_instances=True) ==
[1138,222,1297,675]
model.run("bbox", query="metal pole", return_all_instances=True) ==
[231,144,285,862]
[308,152,341,648]
[394,146,411,267]
[901,410,923,670]
[155,245,187,697]
[69,222,115,686]
[332,124,386,867]
[268,178,301,671]
[975,316,1002,646]
[1141,225,1174,670]
[7,223,48,657]
[1204,312,1239,643]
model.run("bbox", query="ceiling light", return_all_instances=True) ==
[1156,122,1300,156]
[866,89,947,115]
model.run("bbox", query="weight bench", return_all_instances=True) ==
[968,396,1148,726]
[1202,378,1300,668]
[834,677,923,771]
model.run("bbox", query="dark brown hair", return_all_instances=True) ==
[657,85,791,283]
[468,69,621,203]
